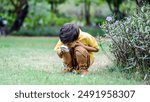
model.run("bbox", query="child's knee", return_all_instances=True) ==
[75,51,82,58]
[62,52,72,65]
[63,58,72,65]
[75,46,89,60]
[75,46,90,68]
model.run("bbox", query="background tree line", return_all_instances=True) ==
[0,0,149,36]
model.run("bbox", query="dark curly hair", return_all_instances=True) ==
[59,23,79,44]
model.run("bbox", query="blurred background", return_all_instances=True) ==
[0,0,149,37]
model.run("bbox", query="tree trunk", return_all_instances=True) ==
[107,0,125,20]
[114,0,120,20]
[51,1,54,12]
[50,1,58,14]
[84,0,91,25]
[9,0,28,33]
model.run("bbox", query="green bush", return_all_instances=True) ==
[54,17,72,26]
[93,18,105,25]
[102,5,150,79]
[11,25,105,37]
[11,26,60,36]
[81,26,105,37]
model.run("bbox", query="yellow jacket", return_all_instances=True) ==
[54,30,99,62]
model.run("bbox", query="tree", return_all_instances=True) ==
[10,0,28,32]
[84,0,91,25]
[48,0,66,14]
[76,0,91,25]
[106,0,125,20]
[76,0,105,26]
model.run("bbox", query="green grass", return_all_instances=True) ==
[0,36,144,85]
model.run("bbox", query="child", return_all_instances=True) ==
[54,23,99,75]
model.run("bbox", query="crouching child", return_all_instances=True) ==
[54,23,99,75]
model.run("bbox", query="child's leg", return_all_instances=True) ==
[74,46,91,74]
[61,52,73,72]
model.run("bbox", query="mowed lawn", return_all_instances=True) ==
[0,36,144,84]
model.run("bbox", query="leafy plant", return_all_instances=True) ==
[102,5,150,80]
[11,26,60,36]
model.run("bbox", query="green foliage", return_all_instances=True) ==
[0,0,140,35]
[10,0,72,36]
[93,18,106,25]
[75,0,105,5]
[120,0,136,15]
[48,0,66,4]
[11,26,60,36]
[49,13,72,26]
[102,5,150,79]
[81,26,105,37]
[11,26,104,37]
[25,1,50,28]
[0,0,14,26]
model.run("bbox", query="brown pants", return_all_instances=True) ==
[61,46,91,72]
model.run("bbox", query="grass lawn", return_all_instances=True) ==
[0,36,145,85]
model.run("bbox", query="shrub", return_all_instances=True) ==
[11,26,105,37]
[11,26,60,36]
[81,26,105,37]
[102,5,150,79]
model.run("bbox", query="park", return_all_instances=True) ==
[0,0,149,84]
